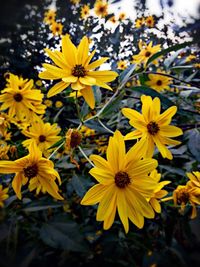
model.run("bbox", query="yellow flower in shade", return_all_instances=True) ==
[187,171,200,191]
[145,16,155,28]
[81,130,158,233]
[50,21,63,36]
[35,80,43,87]
[0,112,10,134]
[44,99,53,107]
[135,18,145,28]
[145,72,172,92]
[79,125,95,137]
[55,101,63,108]
[0,142,63,200]
[148,170,170,213]
[94,0,108,18]
[0,128,11,143]
[185,54,196,63]
[173,184,200,219]
[0,74,45,120]
[65,128,82,152]
[81,4,90,19]
[132,41,161,66]
[118,12,126,21]
[109,15,117,24]
[39,34,118,109]
[22,120,61,157]
[122,95,183,160]
[0,185,9,207]
[194,63,200,69]
[44,10,56,24]
[0,145,10,160]
[117,60,127,70]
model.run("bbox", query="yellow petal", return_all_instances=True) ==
[81,184,107,205]
[124,130,143,140]
[79,76,96,85]
[117,189,129,233]
[47,81,69,98]
[62,76,78,83]
[61,34,77,66]
[89,167,114,185]
[159,125,183,137]
[88,70,118,82]
[157,106,177,125]
[77,36,89,65]
[87,57,109,70]
[12,172,28,199]
[80,86,95,109]
[0,161,22,173]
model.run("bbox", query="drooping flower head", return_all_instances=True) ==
[81,130,158,233]
[0,142,63,200]
[122,95,183,160]
[39,35,118,109]
[132,40,161,66]
[0,185,9,208]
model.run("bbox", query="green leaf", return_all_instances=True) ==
[130,86,175,107]
[40,222,87,252]
[47,137,65,150]
[186,129,200,161]
[22,204,63,212]
[118,64,137,88]
[71,173,87,197]
[147,41,193,66]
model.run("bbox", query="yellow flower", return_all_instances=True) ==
[185,54,196,63]
[0,128,11,143]
[55,101,63,108]
[94,0,108,18]
[50,21,63,36]
[109,15,117,24]
[135,18,145,28]
[35,80,43,87]
[81,4,90,19]
[122,95,183,160]
[22,119,61,157]
[0,74,45,120]
[187,171,200,191]
[194,63,200,68]
[0,185,9,207]
[145,16,155,28]
[173,184,200,219]
[39,34,118,109]
[148,170,170,213]
[0,145,10,160]
[44,10,56,24]
[65,128,82,152]
[146,72,172,92]
[132,41,161,66]
[0,142,63,200]
[81,130,158,233]
[44,99,53,107]
[118,12,126,21]
[79,125,95,137]
[117,60,127,70]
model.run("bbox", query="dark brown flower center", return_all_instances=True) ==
[145,51,151,57]
[14,93,23,102]
[177,191,189,205]
[39,135,46,142]
[55,27,60,31]
[147,121,160,135]
[115,171,130,188]
[99,6,106,13]
[24,164,38,178]
[156,80,162,86]
[72,64,87,77]
[70,131,82,148]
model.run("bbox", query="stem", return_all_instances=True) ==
[48,141,65,160]
[78,146,94,167]
[98,118,114,134]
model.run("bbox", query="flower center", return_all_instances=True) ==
[24,164,38,178]
[39,135,46,142]
[14,93,23,102]
[145,51,151,57]
[99,6,106,13]
[72,64,87,77]
[156,80,162,86]
[115,171,130,188]
[147,121,160,135]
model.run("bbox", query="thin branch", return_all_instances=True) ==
[78,146,94,167]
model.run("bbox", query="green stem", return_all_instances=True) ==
[78,146,94,167]
[98,118,114,134]
[48,141,65,160]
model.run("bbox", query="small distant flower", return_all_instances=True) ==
[185,54,196,63]
[55,101,63,108]
[145,15,155,28]
[135,18,145,28]
[118,12,126,21]
[70,0,80,4]
[109,15,117,24]
[173,184,200,219]
[0,185,9,208]
[117,60,127,70]
[0,142,63,200]
[194,63,200,69]
[44,99,53,107]
[35,80,43,87]
[132,40,161,66]
[79,125,95,137]
[122,95,183,159]
[94,0,108,18]
[81,4,90,19]
[0,145,10,160]
[43,10,56,24]
[0,128,11,144]
[96,136,107,154]
[22,119,61,157]
[39,34,118,109]
[81,130,158,233]
[50,21,63,36]
[65,128,82,152]
[149,170,170,213]
[145,71,172,92]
